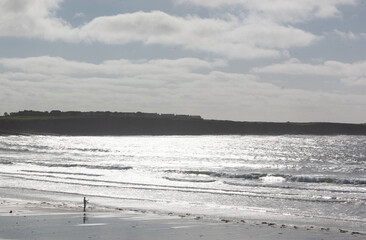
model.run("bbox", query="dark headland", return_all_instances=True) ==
[1,110,366,136]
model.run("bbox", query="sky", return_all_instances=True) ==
[0,0,365,123]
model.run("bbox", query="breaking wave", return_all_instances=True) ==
[21,170,102,177]
[28,162,132,171]
[0,147,31,153]
[286,176,366,185]
[164,177,216,183]
[166,170,366,185]
[66,147,111,153]
[165,170,267,179]
[0,160,13,165]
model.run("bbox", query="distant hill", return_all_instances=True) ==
[1,110,366,136]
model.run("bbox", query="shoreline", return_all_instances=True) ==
[0,197,365,240]
[1,134,365,239]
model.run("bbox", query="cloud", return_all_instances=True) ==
[1,56,366,122]
[80,11,319,59]
[1,1,365,122]
[0,0,319,59]
[0,56,226,76]
[334,29,366,40]
[175,0,356,23]
[0,0,76,41]
[73,12,85,19]
[0,56,259,117]
[252,58,366,85]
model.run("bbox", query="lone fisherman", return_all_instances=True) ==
[83,197,88,212]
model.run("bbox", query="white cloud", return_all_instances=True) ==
[80,11,319,59]
[175,0,356,23]
[0,0,320,59]
[334,29,358,39]
[253,58,366,85]
[0,56,259,117]
[334,29,366,40]
[0,0,76,41]
[1,1,365,122]
[1,56,366,122]
[0,56,226,76]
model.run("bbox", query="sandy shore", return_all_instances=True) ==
[0,198,365,240]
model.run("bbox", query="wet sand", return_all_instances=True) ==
[0,198,365,240]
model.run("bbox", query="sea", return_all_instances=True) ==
[0,135,365,231]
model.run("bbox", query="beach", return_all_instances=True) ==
[0,135,365,239]
[0,197,365,240]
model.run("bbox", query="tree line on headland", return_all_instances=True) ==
[5,110,202,120]
[1,110,366,136]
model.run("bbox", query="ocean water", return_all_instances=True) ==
[0,135,365,230]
